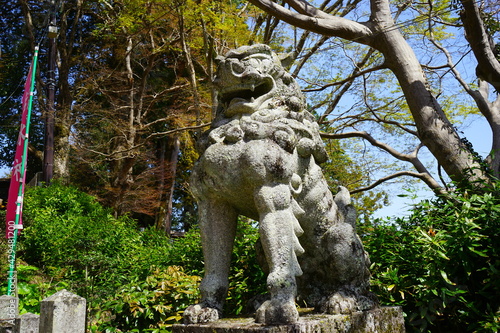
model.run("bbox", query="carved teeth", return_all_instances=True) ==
[250,97,255,103]
[250,84,255,91]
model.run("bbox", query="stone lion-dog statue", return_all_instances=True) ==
[183,44,377,325]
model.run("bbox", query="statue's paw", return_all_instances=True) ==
[318,292,378,314]
[183,304,220,324]
[255,299,298,325]
[318,294,356,314]
[356,293,379,311]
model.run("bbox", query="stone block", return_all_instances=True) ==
[39,290,86,333]
[16,313,39,333]
[0,296,18,321]
[0,295,18,332]
[173,307,405,333]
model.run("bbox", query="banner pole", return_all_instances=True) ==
[6,46,39,296]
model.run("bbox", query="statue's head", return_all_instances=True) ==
[213,44,305,118]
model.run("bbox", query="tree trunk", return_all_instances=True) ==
[155,136,180,234]
[458,0,500,177]
[111,156,136,217]
[179,12,202,133]
[373,23,483,184]
[459,0,500,93]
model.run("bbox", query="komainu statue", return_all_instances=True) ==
[183,44,377,325]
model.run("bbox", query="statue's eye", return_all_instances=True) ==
[245,58,260,69]
[260,59,273,71]
[231,61,245,74]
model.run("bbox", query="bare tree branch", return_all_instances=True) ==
[292,35,329,77]
[80,123,211,160]
[247,0,374,43]
[145,122,211,140]
[321,131,410,161]
[303,63,385,92]
[361,75,418,136]
[350,171,446,195]
[287,0,336,19]
[321,130,444,193]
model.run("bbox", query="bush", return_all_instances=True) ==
[19,183,174,312]
[18,183,266,330]
[365,184,500,332]
[91,266,200,333]
[22,183,142,298]
[226,219,267,315]
[90,220,265,331]
[166,219,267,316]
[0,264,68,315]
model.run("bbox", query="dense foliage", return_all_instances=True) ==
[2,172,500,333]
[1,183,265,331]
[93,266,201,332]
[365,182,500,332]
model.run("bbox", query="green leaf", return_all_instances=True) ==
[468,246,489,257]
[440,270,456,285]
[436,250,450,260]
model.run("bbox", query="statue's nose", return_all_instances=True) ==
[240,68,262,81]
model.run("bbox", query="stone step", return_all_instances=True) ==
[173,306,405,333]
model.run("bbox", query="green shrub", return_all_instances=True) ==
[226,219,266,315]
[91,266,200,333]
[22,182,141,298]
[166,219,267,316]
[365,184,500,332]
[18,183,266,331]
[90,221,265,331]
[0,264,68,314]
[164,227,204,276]
[19,183,174,310]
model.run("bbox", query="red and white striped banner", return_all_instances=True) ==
[5,61,34,238]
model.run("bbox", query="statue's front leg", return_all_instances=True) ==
[183,199,238,324]
[254,184,304,324]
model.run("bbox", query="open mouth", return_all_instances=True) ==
[220,78,274,109]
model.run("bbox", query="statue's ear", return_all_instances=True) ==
[278,51,296,70]
[214,55,224,66]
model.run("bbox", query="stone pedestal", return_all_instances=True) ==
[39,290,86,333]
[173,307,405,333]
[0,296,18,322]
[16,313,39,333]
[0,295,17,332]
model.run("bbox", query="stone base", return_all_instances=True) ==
[173,307,405,333]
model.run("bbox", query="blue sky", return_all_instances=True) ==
[373,114,492,219]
